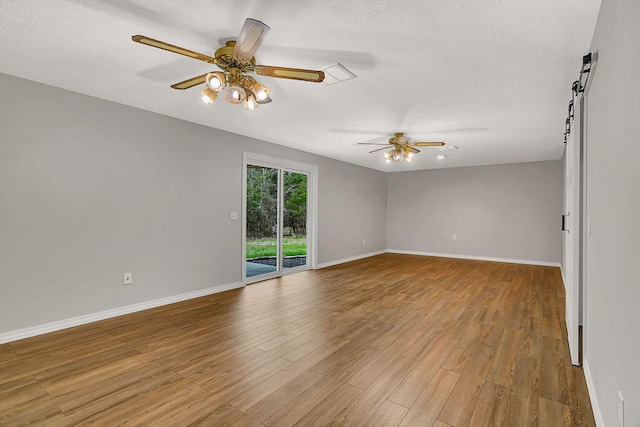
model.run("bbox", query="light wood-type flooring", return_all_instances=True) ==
[0,254,595,426]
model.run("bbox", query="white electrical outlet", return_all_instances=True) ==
[123,272,133,286]
[230,211,239,221]
[618,391,624,427]
[362,239,366,245]
[452,234,457,240]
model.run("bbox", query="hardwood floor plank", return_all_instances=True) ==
[31,347,142,386]
[503,355,541,426]
[0,343,17,361]
[369,311,426,350]
[0,254,595,426]
[331,356,417,425]
[201,357,291,397]
[310,339,372,375]
[0,383,61,426]
[399,368,460,427]
[389,335,458,408]
[155,400,242,426]
[227,336,351,411]
[224,369,325,427]
[401,315,456,361]
[565,364,597,426]
[0,405,66,427]
[264,345,381,427]
[173,346,265,380]
[441,322,485,373]
[118,385,212,425]
[540,336,569,405]
[487,328,522,387]
[292,382,362,427]
[346,314,433,390]
[45,353,159,398]
[49,373,183,425]
[8,325,104,356]
[53,366,176,415]
[0,360,37,394]
[467,381,510,427]
[363,400,409,427]
[539,396,572,427]
[0,382,51,414]
[438,345,496,426]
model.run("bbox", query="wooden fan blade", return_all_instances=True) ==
[171,74,207,90]
[255,65,325,83]
[132,35,217,64]
[406,146,420,153]
[357,143,392,146]
[410,141,446,146]
[369,147,390,153]
[232,18,270,61]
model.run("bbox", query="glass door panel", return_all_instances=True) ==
[245,165,280,278]
[282,171,308,271]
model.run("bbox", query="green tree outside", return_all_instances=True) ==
[246,167,307,259]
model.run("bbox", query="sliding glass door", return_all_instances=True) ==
[281,171,308,272]
[245,165,280,278]
[244,156,313,283]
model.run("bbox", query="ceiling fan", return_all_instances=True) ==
[358,133,445,163]
[132,18,325,110]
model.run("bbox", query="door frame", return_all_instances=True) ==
[579,53,597,365]
[563,121,579,365]
[564,54,597,366]
[242,152,318,285]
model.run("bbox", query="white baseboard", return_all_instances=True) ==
[387,249,561,267]
[315,250,387,269]
[0,281,243,345]
[583,358,604,426]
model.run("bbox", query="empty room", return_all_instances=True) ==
[1,0,638,426]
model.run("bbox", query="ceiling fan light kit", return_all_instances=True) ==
[132,18,325,111]
[359,132,445,164]
[384,148,414,163]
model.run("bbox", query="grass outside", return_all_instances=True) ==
[246,237,307,259]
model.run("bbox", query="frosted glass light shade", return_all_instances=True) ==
[224,85,247,104]
[200,88,217,105]
[244,95,258,110]
[205,72,226,90]
[251,82,270,102]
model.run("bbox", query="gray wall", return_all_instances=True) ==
[583,0,640,424]
[0,73,387,334]
[387,161,562,263]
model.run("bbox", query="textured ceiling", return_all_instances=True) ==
[0,0,601,171]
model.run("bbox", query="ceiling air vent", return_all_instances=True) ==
[322,63,356,85]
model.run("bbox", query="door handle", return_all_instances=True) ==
[562,213,570,231]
